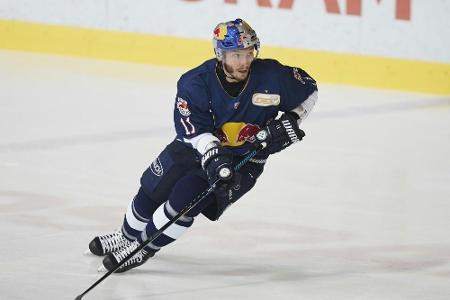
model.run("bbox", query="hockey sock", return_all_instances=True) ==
[138,174,215,252]
[121,187,159,241]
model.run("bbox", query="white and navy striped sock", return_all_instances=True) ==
[121,197,150,241]
[139,201,193,252]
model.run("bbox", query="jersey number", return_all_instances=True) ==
[180,117,196,135]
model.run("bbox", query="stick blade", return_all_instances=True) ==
[75,295,83,300]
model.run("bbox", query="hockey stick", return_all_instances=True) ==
[75,141,266,300]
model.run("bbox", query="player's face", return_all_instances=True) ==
[222,47,255,82]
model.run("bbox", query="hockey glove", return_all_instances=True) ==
[257,112,305,155]
[201,146,239,196]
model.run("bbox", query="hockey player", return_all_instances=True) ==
[88,18,318,273]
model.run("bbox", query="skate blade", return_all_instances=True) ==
[83,249,94,256]
[97,264,107,272]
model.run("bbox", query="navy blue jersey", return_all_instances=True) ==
[174,58,317,155]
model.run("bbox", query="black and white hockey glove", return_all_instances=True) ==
[257,112,305,155]
[201,145,239,196]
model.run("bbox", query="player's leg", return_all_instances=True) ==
[121,187,159,242]
[96,140,202,271]
[137,173,214,249]
[87,187,158,256]
[88,140,199,256]
[100,173,214,272]
[98,149,266,272]
[100,159,265,272]
[202,158,266,221]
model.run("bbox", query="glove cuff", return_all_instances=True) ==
[201,147,220,170]
[280,118,301,143]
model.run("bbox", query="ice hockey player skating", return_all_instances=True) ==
[88,18,318,273]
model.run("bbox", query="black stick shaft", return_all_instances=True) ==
[75,147,261,299]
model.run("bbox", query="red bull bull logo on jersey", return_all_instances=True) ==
[216,122,261,147]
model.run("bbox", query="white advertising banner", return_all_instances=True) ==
[0,0,449,63]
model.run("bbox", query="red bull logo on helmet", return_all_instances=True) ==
[216,122,261,147]
[213,24,228,41]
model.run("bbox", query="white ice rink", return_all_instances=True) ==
[1,50,450,300]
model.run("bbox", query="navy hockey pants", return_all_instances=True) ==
[139,139,266,221]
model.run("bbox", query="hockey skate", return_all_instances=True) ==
[87,230,133,256]
[99,240,154,273]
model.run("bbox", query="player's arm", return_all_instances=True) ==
[287,67,318,124]
[174,83,235,191]
[258,65,318,154]
[174,81,219,154]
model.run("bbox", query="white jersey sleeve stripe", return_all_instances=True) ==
[291,90,318,124]
[183,132,220,155]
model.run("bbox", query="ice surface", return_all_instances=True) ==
[1,50,449,300]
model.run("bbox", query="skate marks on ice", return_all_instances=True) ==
[0,127,171,153]
[0,190,64,213]
[80,219,450,298]
[314,97,450,120]
[0,190,126,231]
[81,243,450,300]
